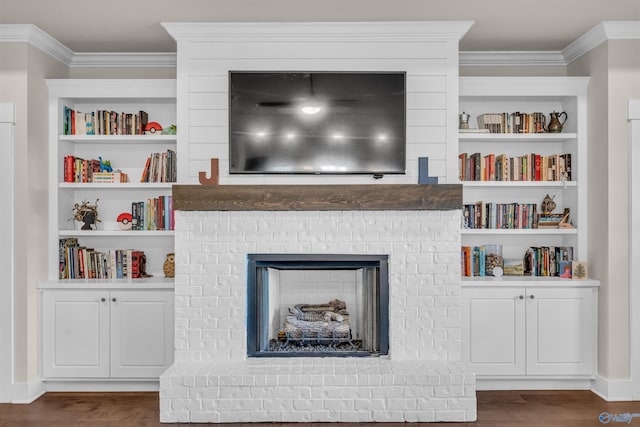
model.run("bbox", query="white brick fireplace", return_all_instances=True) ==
[160,21,476,423]
[159,185,474,423]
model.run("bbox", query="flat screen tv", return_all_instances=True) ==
[229,71,406,175]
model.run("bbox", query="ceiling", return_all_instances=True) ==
[1,0,640,53]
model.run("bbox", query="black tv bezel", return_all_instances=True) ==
[227,70,407,176]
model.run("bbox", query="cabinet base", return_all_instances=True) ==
[477,377,593,391]
[44,379,159,392]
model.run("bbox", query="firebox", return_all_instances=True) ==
[247,254,389,357]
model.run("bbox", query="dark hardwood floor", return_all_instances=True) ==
[0,391,638,426]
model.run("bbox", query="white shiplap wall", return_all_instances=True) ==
[164,22,472,185]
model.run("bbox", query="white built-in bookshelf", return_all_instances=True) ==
[459,77,599,385]
[41,80,177,384]
[46,79,177,283]
[458,76,593,283]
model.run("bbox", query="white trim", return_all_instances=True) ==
[4,22,640,69]
[460,51,566,67]
[70,52,176,68]
[44,380,159,392]
[592,374,635,401]
[628,100,640,401]
[0,24,73,65]
[564,21,640,64]
[162,21,474,42]
[476,378,593,391]
[11,379,46,404]
[0,104,15,403]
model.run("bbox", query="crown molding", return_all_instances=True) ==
[460,51,566,67]
[3,21,640,69]
[70,52,176,68]
[563,21,640,64]
[162,21,474,43]
[0,24,74,65]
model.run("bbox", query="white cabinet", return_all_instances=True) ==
[462,283,597,378]
[41,287,174,379]
[47,79,177,280]
[458,77,589,278]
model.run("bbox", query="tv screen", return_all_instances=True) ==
[229,71,406,175]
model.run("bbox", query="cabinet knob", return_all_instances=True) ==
[519,295,524,300]
[529,295,535,299]
[112,297,117,302]
[101,297,106,302]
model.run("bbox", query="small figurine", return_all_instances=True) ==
[541,194,556,215]
[162,124,177,135]
[71,199,101,230]
[163,253,175,278]
[98,156,112,172]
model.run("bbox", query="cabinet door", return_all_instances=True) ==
[462,288,526,375]
[42,290,110,378]
[109,290,174,377]
[525,287,596,375]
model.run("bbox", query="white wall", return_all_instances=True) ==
[568,39,640,388]
[0,42,68,402]
[0,103,15,402]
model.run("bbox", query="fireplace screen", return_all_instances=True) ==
[247,254,389,357]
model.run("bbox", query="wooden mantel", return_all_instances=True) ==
[172,184,462,211]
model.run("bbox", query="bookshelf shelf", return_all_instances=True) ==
[59,135,177,144]
[59,230,175,237]
[462,228,578,236]
[39,278,175,288]
[461,276,599,287]
[462,181,576,188]
[59,182,174,189]
[459,132,577,143]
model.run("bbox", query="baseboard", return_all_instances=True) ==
[44,379,159,392]
[12,378,46,404]
[591,374,634,401]
[477,378,593,391]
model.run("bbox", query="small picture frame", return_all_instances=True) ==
[572,261,588,280]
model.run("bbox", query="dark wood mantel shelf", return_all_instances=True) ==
[172,184,462,211]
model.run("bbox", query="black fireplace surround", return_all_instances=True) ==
[247,254,390,357]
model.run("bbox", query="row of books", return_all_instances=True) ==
[477,112,547,134]
[459,152,572,182]
[63,106,149,135]
[59,238,146,279]
[463,202,538,229]
[63,156,128,183]
[461,244,503,277]
[140,150,177,183]
[131,196,174,231]
[462,245,575,278]
[524,246,574,277]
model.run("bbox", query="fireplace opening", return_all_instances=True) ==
[247,254,389,357]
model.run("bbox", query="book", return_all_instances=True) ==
[59,238,79,279]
